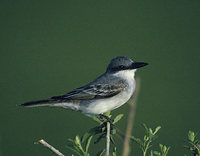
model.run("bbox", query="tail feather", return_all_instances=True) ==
[20,99,57,107]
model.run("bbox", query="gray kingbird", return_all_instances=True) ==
[20,56,148,116]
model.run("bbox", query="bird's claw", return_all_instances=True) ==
[98,114,114,124]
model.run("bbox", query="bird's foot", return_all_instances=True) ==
[98,114,114,123]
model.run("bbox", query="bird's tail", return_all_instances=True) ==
[19,99,57,107]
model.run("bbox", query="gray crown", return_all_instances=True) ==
[106,56,134,73]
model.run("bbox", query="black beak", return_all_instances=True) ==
[131,62,148,69]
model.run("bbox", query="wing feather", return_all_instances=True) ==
[51,80,127,101]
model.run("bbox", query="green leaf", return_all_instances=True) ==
[159,144,163,149]
[66,145,82,156]
[149,128,153,134]
[111,128,117,135]
[81,133,90,143]
[74,135,85,154]
[159,144,170,155]
[130,136,143,146]
[149,133,155,140]
[110,136,116,145]
[94,133,105,144]
[188,130,195,142]
[165,147,170,155]
[163,145,167,152]
[89,124,106,135]
[154,126,161,135]
[75,135,81,145]
[92,117,102,124]
[102,127,106,132]
[86,135,93,153]
[69,143,82,153]
[113,147,117,156]
[104,111,111,118]
[153,151,161,156]
[143,135,148,141]
[96,149,105,156]
[113,114,124,124]
[68,138,75,143]
[142,123,149,134]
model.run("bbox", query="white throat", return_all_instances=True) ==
[113,69,136,82]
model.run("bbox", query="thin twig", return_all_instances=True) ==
[151,150,153,156]
[106,121,111,156]
[122,78,140,156]
[38,139,65,156]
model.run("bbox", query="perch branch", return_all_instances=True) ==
[106,121,111,156]
[38,139,65,156]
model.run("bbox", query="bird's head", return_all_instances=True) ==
[106,56,148,73]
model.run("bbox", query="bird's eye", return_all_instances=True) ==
[119,65,124,68]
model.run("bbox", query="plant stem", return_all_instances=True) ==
[38,139,65,156]
[143,141,151,156]
[106,121,110,156]
[122,78,140,156]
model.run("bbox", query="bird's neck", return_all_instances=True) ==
[113,69,136,82]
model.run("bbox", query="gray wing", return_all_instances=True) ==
[20,75,128,107]
[51,78,128,101]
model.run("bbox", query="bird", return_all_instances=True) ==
[20,56,148,117]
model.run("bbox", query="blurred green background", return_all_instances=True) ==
[0,0,200,155]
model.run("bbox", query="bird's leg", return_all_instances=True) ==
[98,114,114,123]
